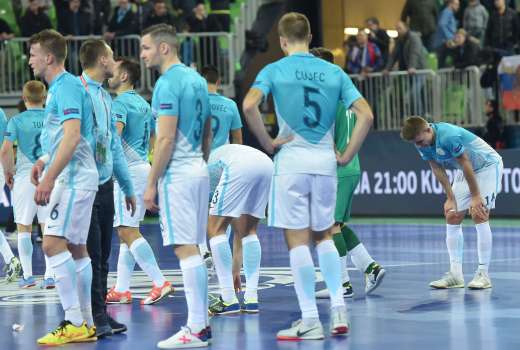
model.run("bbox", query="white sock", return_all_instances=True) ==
[209,234,236,303]
[180,254,208,333]
[317,240,345,309]
[289,245,319,320]
[350,243,375,273]
[199,242,209,256]
[129,238,166,287]
[446,224,464,277]
[476,222,492,273]
[340,255,350,284]
[48,251,83,326]
[44,255,54,280]
[242,234,261,301]
[115,243,135,292]
[0,229,14,263]
[18,232,33,279]
[75,257,94,327]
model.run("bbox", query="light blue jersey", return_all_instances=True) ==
[113,90,154,166]
[0,108,7,146]
[80,73,134,196]
[208,93,242,150]
[151,63,210,177]
[417,123,502,171]
[5,108,44,178]
[252,52,362,176]
[44,71,98,191]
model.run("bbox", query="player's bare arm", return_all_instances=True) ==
[337,98,374,166]
[0,140,15,188]
[429,160,457,215]
[230,128,243,145]
[202,117,212,161]
[144,115,177,211]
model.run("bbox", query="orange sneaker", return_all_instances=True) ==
[106,287,132,304]
[141,281,174,305]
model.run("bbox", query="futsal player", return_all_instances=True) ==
[243,13,374,340]
[0,80,54,289]
[310,47,385,298]
[141,24,212,349]
[401,116,503,290]
[106,57,173,305]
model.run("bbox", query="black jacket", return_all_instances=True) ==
[58,9,92,36]
[485,8,519,52]
[20,9,52,37]
[107,6,138,35]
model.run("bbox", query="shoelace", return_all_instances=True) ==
[51,321,70,336]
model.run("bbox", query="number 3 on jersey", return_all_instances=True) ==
[193,99,204,141]
[303,87,321,128]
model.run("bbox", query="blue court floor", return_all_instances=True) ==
[2,221,520,349]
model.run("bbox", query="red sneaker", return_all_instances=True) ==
[141,281,174,305]
[106,286,132,304]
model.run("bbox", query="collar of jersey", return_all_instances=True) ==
[49,70,67,88]
[290,52,314,58]
[81,72,102,87]
[164,63,184,74]
[209,92,220,96]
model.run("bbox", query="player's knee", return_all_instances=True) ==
[445,211,464,225]
[471,211,489,224]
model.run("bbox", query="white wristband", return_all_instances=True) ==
[39,154,50,165]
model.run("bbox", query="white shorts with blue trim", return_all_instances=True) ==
[209,158,273,219]
[452,160,503,211]
[12,173,50,225]
[44,184,96,245]
[113,162,150,228]
[158,174,209,246]
[268,174,337,231]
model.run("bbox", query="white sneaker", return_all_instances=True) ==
[429,272,465,289]
[365,264,385,294]
[467,270,492,290]
[157,326,211,349]
[276,319,324,341]
[330,307,349,336]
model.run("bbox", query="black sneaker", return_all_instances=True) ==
[343,281,354,298]
[365,263,385,295]
[95,322,113,338]
[108,316,127,334]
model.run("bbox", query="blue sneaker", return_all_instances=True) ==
[241,299,259,314]
[19,276,36,288]
[208,297,241,315]
[40,278,56,289]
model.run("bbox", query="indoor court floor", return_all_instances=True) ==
[1,219,519,349]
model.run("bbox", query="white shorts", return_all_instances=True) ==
[159,175,209,246]
[210,159,273,219]
[114,163,150,228]
[44,184,96,245]
[268,174,337,231]
[452,161,503,211]
[12,175,50,225]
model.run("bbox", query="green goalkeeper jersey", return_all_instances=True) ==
[335,104,361,177]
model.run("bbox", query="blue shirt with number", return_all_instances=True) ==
[113,90,154,166]
[208,93,242,150]
[43,71,98,191]
[151,63,210,178]
[5,108,44,179]
[417,123,502,171]
[252,52,362,176]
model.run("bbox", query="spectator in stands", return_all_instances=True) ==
[179,22,196,67]
[345,30,383,75]
[58,0,92,36]
[171,0,197,20]
[432,0,460,50]
[401,0,439,51]
[134,0,155,32]
[483,99,505,148]
[0,18,14,40]
[463,0,489,45]
[20,0,52,37]
[144,0,178,29]
[384,21,427,73]
[365,17,390,65]
[187,2,209,32]
[207,0,232,32]
[104,0,138,41]
[438,28,481,68]
[484,0,519,56]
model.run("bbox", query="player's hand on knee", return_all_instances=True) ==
[144,185,159,212]
[470,196,488,222]
[443,198,457,216]
[126,196,137,216]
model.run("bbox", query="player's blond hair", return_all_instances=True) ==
[400,116,429,141]
[278,12,311,43]
[23,80,46,104]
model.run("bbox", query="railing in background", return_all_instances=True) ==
[0,32,235,100]
[351,67,486,131]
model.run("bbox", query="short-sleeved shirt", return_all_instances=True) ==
[44,71,98,190]
[5,108,45,178]
[151,63,210,178]
[0,108,7,146]
[208,93,242,150]
[335,105,360,177]
[252,52,362,176]
[417,122,502,171]
[113,90,154,167]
